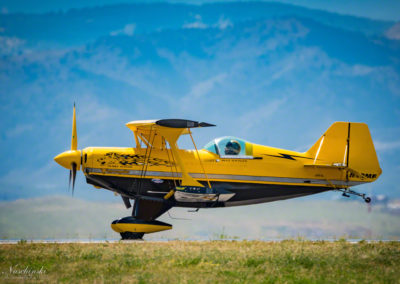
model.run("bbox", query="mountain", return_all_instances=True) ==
[0,2,395,47]
[0,2,399,201]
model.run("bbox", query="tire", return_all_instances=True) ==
[120,232,145,240]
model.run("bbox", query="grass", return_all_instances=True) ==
[0,241,399,283]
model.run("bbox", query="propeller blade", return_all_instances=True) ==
[70,104,78,195]
[71,103,77,151]
[69,169,72,190]
[71,162,77,195]
[58,104,80,195]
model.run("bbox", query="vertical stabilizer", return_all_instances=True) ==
[306,122,381,180]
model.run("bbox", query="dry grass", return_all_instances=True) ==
[0,240,399,283]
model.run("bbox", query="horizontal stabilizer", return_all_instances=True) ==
[304,164,364,179]
[304,164,346,169]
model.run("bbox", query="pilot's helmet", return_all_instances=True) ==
[225,140,241,155]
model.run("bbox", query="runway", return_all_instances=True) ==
[0,238,396,244]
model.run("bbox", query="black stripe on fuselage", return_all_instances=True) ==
[86,175,331,208]
[263,153,314,160]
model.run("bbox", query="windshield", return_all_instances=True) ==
[203,136,253,156]
[203,140,218,154]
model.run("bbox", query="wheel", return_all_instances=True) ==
[365,197,371,203]
[120,232,145,240]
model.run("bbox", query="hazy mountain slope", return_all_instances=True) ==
[0,196,398,240]
[0,3,399,201]
[0,2,394,47]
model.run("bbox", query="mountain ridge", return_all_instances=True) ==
[0,2,395,48]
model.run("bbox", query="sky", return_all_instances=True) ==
[0,1,399,204]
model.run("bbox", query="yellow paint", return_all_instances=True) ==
[54,104,81,170]
[54,150,81,170]
[57,118,382,190]
[245,142,253,156]
[54,114,383,239]
[71,104,77,151]
[158,126,204,187]
[305,122,382,177]
[164,190,175,199]
[111,223,172,234]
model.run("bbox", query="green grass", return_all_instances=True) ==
[0,241,399,283]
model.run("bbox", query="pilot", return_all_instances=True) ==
[225,140,241,155]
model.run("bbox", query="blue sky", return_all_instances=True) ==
[0,1,399,202]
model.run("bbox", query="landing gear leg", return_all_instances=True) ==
[120,232,145,240]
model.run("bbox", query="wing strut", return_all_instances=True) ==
[159,127,203,187]
[163,137,179,187]
[189,129,212,188]
[137,126,157,195]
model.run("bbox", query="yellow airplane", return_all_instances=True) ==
[54,105,382,239]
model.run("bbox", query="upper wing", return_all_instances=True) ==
[126,119,215,187]
[126,119,215,149]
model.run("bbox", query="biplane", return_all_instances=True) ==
[54,106,382,239]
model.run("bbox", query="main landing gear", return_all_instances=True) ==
[111,195,174,240]
[337,188,371,203]
[111,217,173,240]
